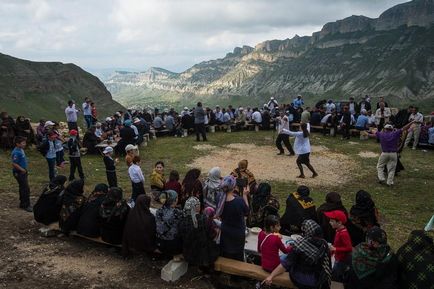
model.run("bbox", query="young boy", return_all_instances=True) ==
[11,136,32,212]
[125,144,137,167]
[324,210,353,282]
[128,155,145,202]
[103,146,118,188]
[67,129,84,181]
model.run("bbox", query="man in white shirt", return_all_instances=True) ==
[375,102,392,131]
[251,108,262,125]
[215,106,224,125]
[82,97,92,129]
[65,100,79,131]
[404,107,424,150]
[325,100,336,114]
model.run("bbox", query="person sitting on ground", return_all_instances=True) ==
[348,190,380,246]
[59,179,86,234]
[179,196,219,268]
[99,187,129,245]
[122,195,158,257]
[76,184,108,238]
[231,159,257,196]
[324,210,353,282]
[128,156,146,202]
[164,170,182,195]
[15,116,35,144]
[155,190,183,258]
[217,175,250,261]
[355,109,370,131]
[280,185,317,235]
[150,161,166,200]
[203,167,224,210]
[263,219,332,289]
[250,182,280,228]
[33,175,67,225]
[317,192,348,243]
[258,215,291,272]
[396,230,434,289]
[82,126,99,154]
[180,168,203,207]
[344,227,398,289]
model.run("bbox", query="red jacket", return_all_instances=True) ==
[258,231,290,272]
[333,226,353,262]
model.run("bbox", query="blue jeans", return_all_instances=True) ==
[84,115,92,129]
[46,158,56,181]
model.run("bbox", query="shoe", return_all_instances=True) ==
[287,153,293,156]
[378,180,385,185]
[277,152,284,155]
[312,173,318,178]
[296,175,305,179]
[22,206,33,213]
[387,183,394,187]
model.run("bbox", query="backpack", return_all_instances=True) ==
[37,139,49,156]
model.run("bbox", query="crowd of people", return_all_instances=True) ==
[4,94,434,289]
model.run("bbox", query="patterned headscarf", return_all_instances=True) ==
[160,190,178,207]
[215,175,237,217]
[183,196,200,228]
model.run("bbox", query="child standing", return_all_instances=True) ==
[11,136,32,212]
[258,215,290,272]
[103,146,117,188]
[128,155,146,202]
[324,210,353,282]
[67,129,84,181]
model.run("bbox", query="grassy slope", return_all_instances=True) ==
[0,131,432,249]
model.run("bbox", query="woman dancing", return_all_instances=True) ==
[281,123,318,178]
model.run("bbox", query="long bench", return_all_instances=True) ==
[214,257,344,289]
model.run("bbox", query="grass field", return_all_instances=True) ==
[0,130,432,249]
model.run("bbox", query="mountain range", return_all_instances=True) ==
[106,0,434,110]
[0,53,124,121]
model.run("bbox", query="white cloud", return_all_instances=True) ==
[0,0,406,71]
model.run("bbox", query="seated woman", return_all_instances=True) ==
[76,184,108,238]
[122,195,157,257]
[264,219,331,289]
[164,170,182,195]
[59,179,86,234]
[344,227,398,289]
[82,126,99,154]
[396,230,434,289]
[150,161,166,200]
[33,175,67,225]
[348,190,380,246]
[250,182,280,228]
[180,169,203,207]
[217,175,250,261]
[155,190,183,258]
[179,196,219,267]
[99,187,130,245]
[280,185,317,235]
[231,159,257,195]
[203,167,224,210]
[317,192,348,243]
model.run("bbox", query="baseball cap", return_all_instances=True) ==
[183,107,188,111]
[103,146,113,154]
[384,124,394,130]
[324,210,347,224]
[69,129,78,136]
[125,144,137,152]
[44,120,55,127]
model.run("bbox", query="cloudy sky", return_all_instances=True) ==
[0,0,406,72]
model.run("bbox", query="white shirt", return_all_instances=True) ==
[252,111,262,123]
[320,114,332,124]
[375,107,391,125]
[409,112,424,126]
[277,117,289,133]
[65,105,78,122]
[281,129,311,155]
[128,164,145,184]
[325,103,335,114]
[82,102,92,116]
[95,128,103,138]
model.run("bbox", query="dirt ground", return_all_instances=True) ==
[0,190,221,289]
[191,143,355,186]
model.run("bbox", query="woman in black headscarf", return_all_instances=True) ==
[317,192,348,243]
[59,179,86,234]
[250,182,280,228]
[33,175,67,225]
[77,184,109,238]
[99,187,129,245]
[122,195,157,257]
[348,190,380,246]
[280,185,317,235]
[0,112,15,149]
[15,116,35,144]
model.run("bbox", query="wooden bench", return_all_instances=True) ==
[214,257,343,289]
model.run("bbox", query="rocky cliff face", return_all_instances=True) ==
[0,53,124,121]
[107,0,434,108]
